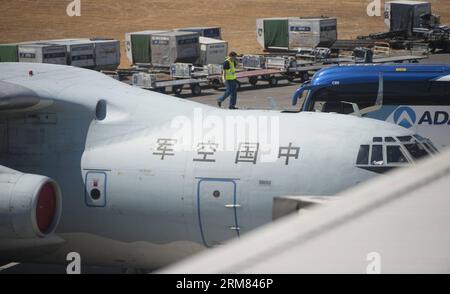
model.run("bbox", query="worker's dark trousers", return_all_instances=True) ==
[218,79,237,108]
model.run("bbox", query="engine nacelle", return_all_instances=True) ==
[0,169,62,239]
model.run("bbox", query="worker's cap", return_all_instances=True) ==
[229,51,238,57]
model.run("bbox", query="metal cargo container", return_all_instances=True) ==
[125,30,169,64]
[84,39,121,70]
[150,31,200,67]
[49,39,95,68]
[266,56,296,70]
[0,44,18,62]
[242,55,265,69]
[205,64,223,76]
[170,63,193,78]
[384,1,432,35]
[198,37,228,65]
[256,17,337,50]
[132,72,157,88]
[177,26,222,39]
[18,44,67,64]
[289,18,337,49]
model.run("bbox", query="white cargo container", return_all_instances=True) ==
[384,1,432,34]
[49,39,95,68]
[198,37,228,65]
[18,44,67,65]
[125,30,169,64]
[256,17,337,50]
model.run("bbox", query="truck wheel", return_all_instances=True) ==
[211,79,222,90]
[262,75,271,81]
[156,87,166,94]
[173,85,183,95]
[269,77,278,87]
[249,76,258,87]
[191,84,202,96]
[300,72,309,82]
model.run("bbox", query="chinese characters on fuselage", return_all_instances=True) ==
[152,139,300,165]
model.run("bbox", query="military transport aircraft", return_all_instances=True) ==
[0,63,436,271]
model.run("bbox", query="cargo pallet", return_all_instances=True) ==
[106,50,429,97]
[240,67,312,88]
[139,77,210,96]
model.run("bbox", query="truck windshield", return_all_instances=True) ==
[302,80,450,113]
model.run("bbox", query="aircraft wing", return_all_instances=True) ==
[0,63,102,116]
[0,80,52,114]
[0,236,66,264]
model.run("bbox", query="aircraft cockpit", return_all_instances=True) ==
[356,135,437,172]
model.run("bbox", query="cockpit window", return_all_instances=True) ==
[371,145,384,165]
[404,143,428,160]
[373,137,382,143]
[413,134,425,141]
[387,146,408,164]
[356,145,370,165]
[397,136,413,142]
[414,134,439,154]
[423,142,438,154]
[357,134,434,169]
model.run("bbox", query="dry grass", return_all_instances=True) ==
[0,0,449,67]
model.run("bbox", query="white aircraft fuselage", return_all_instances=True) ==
[0,63,426,269]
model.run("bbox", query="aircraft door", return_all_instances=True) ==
[197,179,239,247]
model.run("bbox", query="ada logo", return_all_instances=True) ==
[393,106,450,128]
[394,106,416,129]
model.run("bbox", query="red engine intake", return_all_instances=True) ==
[0,170,62,239]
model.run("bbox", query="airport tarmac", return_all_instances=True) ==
[1,52,449,274]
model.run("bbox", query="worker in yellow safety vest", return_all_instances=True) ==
[217,51,238,109]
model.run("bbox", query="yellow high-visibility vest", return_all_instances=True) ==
[224,57,236,81]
